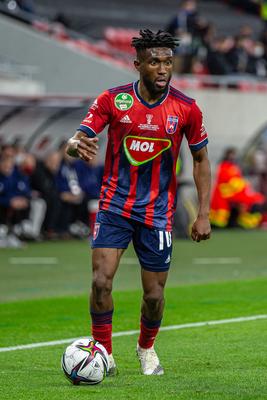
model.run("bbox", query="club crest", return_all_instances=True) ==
[93,223,100,240]
[166,115,179,134]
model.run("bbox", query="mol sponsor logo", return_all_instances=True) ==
[130,140,155,153]
[123,135,171,166]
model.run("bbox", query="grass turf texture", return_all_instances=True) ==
[1,230,267,399]
[1,281,267,400]
[1,230,267,302]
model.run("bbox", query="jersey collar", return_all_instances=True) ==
[133,81,169,109]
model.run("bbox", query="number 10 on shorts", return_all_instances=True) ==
[158,231,172,250]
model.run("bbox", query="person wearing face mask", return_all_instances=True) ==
[165,0,201,73]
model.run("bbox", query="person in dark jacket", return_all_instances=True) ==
[0,155,31,227]
[29,151,62,238]
[74,157,104,232]
[56,153,88,236]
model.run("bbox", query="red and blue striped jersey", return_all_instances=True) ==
[78,81,208,231]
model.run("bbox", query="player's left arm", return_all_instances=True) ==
[191,145,211,242]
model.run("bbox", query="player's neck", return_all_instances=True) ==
[138,81,168,105]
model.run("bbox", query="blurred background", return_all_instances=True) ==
[0,0,267,247]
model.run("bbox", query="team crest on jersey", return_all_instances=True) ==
[123,135,171,166]
[93,223,100,240]
[114,93,133,111]
[166,115,179,134]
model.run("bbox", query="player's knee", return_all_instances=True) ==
[143,291,164,312]
[91,274,112,302]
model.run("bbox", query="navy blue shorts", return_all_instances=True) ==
[91,211,172,272]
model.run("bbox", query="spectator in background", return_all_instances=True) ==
[210,147,265,229]
[0,155,44,247]
[0,155,30,246]
[190,21,216,75]
[166,0,199,37]
[1,154,31,219]
[165,0,200,73]
[56,152,88,238]
[0,143,47,242]
[227,34,267,77]
[75,156,104,233]
[14,151,46,240]
[28,150,62,239]
[206,36,235,75]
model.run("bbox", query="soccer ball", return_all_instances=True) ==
[61,337,109,385]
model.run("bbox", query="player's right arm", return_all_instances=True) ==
[66,90,111,162]
[66,130,99,162]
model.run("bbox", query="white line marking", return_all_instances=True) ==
[0,314,266,353]
[9,257,58,265]
[193,257,242,265]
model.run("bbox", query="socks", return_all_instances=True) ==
[90,309,113,354]
[138,314,162,349]
[91,310,161,352]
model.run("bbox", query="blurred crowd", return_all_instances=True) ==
[2,0,267,78]
[0,141,104,247]
[165,0,267,77]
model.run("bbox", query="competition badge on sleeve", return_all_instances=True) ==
[114,93,134,111]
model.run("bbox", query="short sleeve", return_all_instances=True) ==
[78,91,111,137]
[184,101,208,151]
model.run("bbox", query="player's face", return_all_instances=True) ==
[135,47,173,96]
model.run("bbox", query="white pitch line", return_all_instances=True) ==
[193,257,242,265]
[9,257,58,265]
[1,314,266,353]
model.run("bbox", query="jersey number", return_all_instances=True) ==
[159,231,172,250]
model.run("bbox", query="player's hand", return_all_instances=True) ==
[191,215,211,242]
[77,136,99,162]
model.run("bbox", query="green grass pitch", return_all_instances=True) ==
[0,230,267,399]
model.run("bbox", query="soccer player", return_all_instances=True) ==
[66,29,211,376]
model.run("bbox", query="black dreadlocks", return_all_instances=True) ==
[131,29,179,51]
